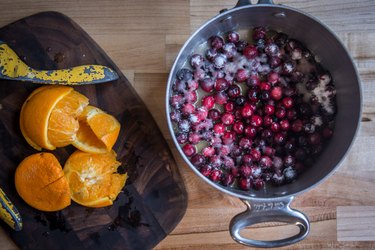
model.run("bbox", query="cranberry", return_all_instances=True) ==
[218,145,231,156]
[268,72,280,85]
[280,119,290,130]
[269,56,282,68]
[250,148,261,161]
[264,104,275,115]
[227,31,240,43]
[178,119,190,133]
[201,95,215,109]
[199,78,215,93]
[187,80,199,91]
[214,91,228,104]
[295,148,307,161]
[210,36,224,49]
[274,32,288,46]
[206,48,217,61]
[243,45,258,59]
[211,137,222,147]
[287,109,297,120]
[308,133,321,145]
[222,43,237,59]
[214,78,229,91]
[190,154,205,167]
[272,156,283,170]
[213,123,225,135]
[247,73,260,88]
[283,166,297,183]
[183,144,196,157]
[274,133,286,144]
[236,40,248,52]
[190,54,204,68]
[263,146,275,156]
[189,113,200,125]
[252,27,266,40]
[188,132,201,145]
[224,101,235,112]
[250,166,262,178]
[233,121,244,134]
[239,165,252,178]
[200,165,212,177]
[202,146,215,157]
[222,156,235,168]
[208,109,221,121]
[284,155,295,167]
[322,127,333,138]
[291,120,303,133]
[270,86,282,100]
[260,82,271,91]
[265,43,279,56]
[230,145,242,157]
[263,116,273,127]
[272,172,285,185]
[253,179,265,190]
[227,84,241,98]
[239,137,252,149]
[176,68,193,81]
[275,108,286,119]
[181,103,195,116]
[210,169,222,182]
[238,178,252,190]
[169,94,184,109]
[259,156,273,169]
[270,122,280,133]
[284,140,295,153]
[247,89,259,103]
[170,111,181,123]
[210,155,222,167]
[242,154,252,166]
[213,54,227,69]
[235,96,246,106]
[298,103,312,117]
[251,115,263,127]
[222,131,235,145]
[221,113,235,125]
[282,61,295,75]
[184,91,197,103]
[236,69,249,82]
[282,97,293,109]
[221,173,235,186]
[201,130,213,141]
[176,132,188,144]
[244,126,257,138]
[256,39,266,50]
[241,104,254,118]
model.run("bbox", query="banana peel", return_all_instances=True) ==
[0,41,118,85]
[0,188,22,231]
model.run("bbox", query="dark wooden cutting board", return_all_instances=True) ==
[0,11,187,250]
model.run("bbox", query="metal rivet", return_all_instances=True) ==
[273,12,286,18]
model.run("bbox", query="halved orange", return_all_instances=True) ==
[20,86,88,150]
[63,150,127,208]
[15,153,71,212]
[72,106,120,154]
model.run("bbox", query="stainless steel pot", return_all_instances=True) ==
[166,0,362,247]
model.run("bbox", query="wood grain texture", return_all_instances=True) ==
[0,0,375,249]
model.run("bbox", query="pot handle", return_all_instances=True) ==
[229,196,309,248]
[236,0,274,7]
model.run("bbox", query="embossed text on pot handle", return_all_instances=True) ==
[229,196,309,248]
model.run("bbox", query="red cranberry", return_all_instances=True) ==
[213,54,227,69]
[291,120,303,133]
[215,91,228,104]
[178,119,191,133]
[176,68,193,81]
[170,111,181,123]
[200,165,212,177]
[233,121,244,134]
[190,54,204,68]
[227,31,240,43]
[239,137,252,149]
[283,167,297,183]
[264,104,275,115]
[189,113,200,125]
[215,78,229,91]
[250,148,261,161]
[170,94,184,109]
[176,132,188,144]
[260,90,270,101]
[250,166,262,179]
[222,43,237,59]
[270,86,282,100]
[270,122,280,133]
[259,156,272,168]
[213,123,225,135]
[221,173,234,186]
[244,126,257,138]
[260,82,271,91]
[235,96,246,106]
[269,56,282,68]
[238,178,252,191]
[284,155,295,167]
[308,133,321,145]
[251,115,263,127]
[202,146,215,157]
[190,154,205,167]
[282,97,294,109]
[247,89,259,103]
[196,107,208,121]
[280,119,290,130]
[274,133,286,144]
[227,84,241,98]
[287,109,297,120]
[265,43,279,56]
[240,165,252,178]
[236,40,248,52]
[210,169,222,182]
[199,78,215,93]
[242,154,252,166]
[210,36,224,49]
[218,145,231,156]
[209,155,221,167]
[268,72,280,85]
[282,61,295,75]
[243,45,258,59]
[222,156,235,168]
[224,101,235,112]
[208,109,221,121]
[201,131,213,141]
[230,145,242,157]
[188,132,201,145]
[206,48,217,61]
[202,95,215,109]
[184,91,197,103]
[272,156,283,170]
[263,116,273,127]
[322,127,333,138]
[275,107,286,119]
[211,136,222,147]
[235,69,248,82]
[253,179,265,190]
[263,146,275,156]
[247,73,260,88]
[222,131,235,145]
[241,104,253,118]
[183,144,196,157]
[272,172,285,185]
[252,27,266,40]
[181,103,195,116]
[221,113,235,125]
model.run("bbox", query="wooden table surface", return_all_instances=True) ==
[1,0,375,249]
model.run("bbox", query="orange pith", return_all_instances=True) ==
[15,153,71,212]
[64,150,127,208]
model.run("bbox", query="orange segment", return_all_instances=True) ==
[15,153,71,212]
[64,150,127,208]
[72,106,120,153]
[48,90,89,147]
[20,86,72,150]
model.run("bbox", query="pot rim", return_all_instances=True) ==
[165,3,363,201]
